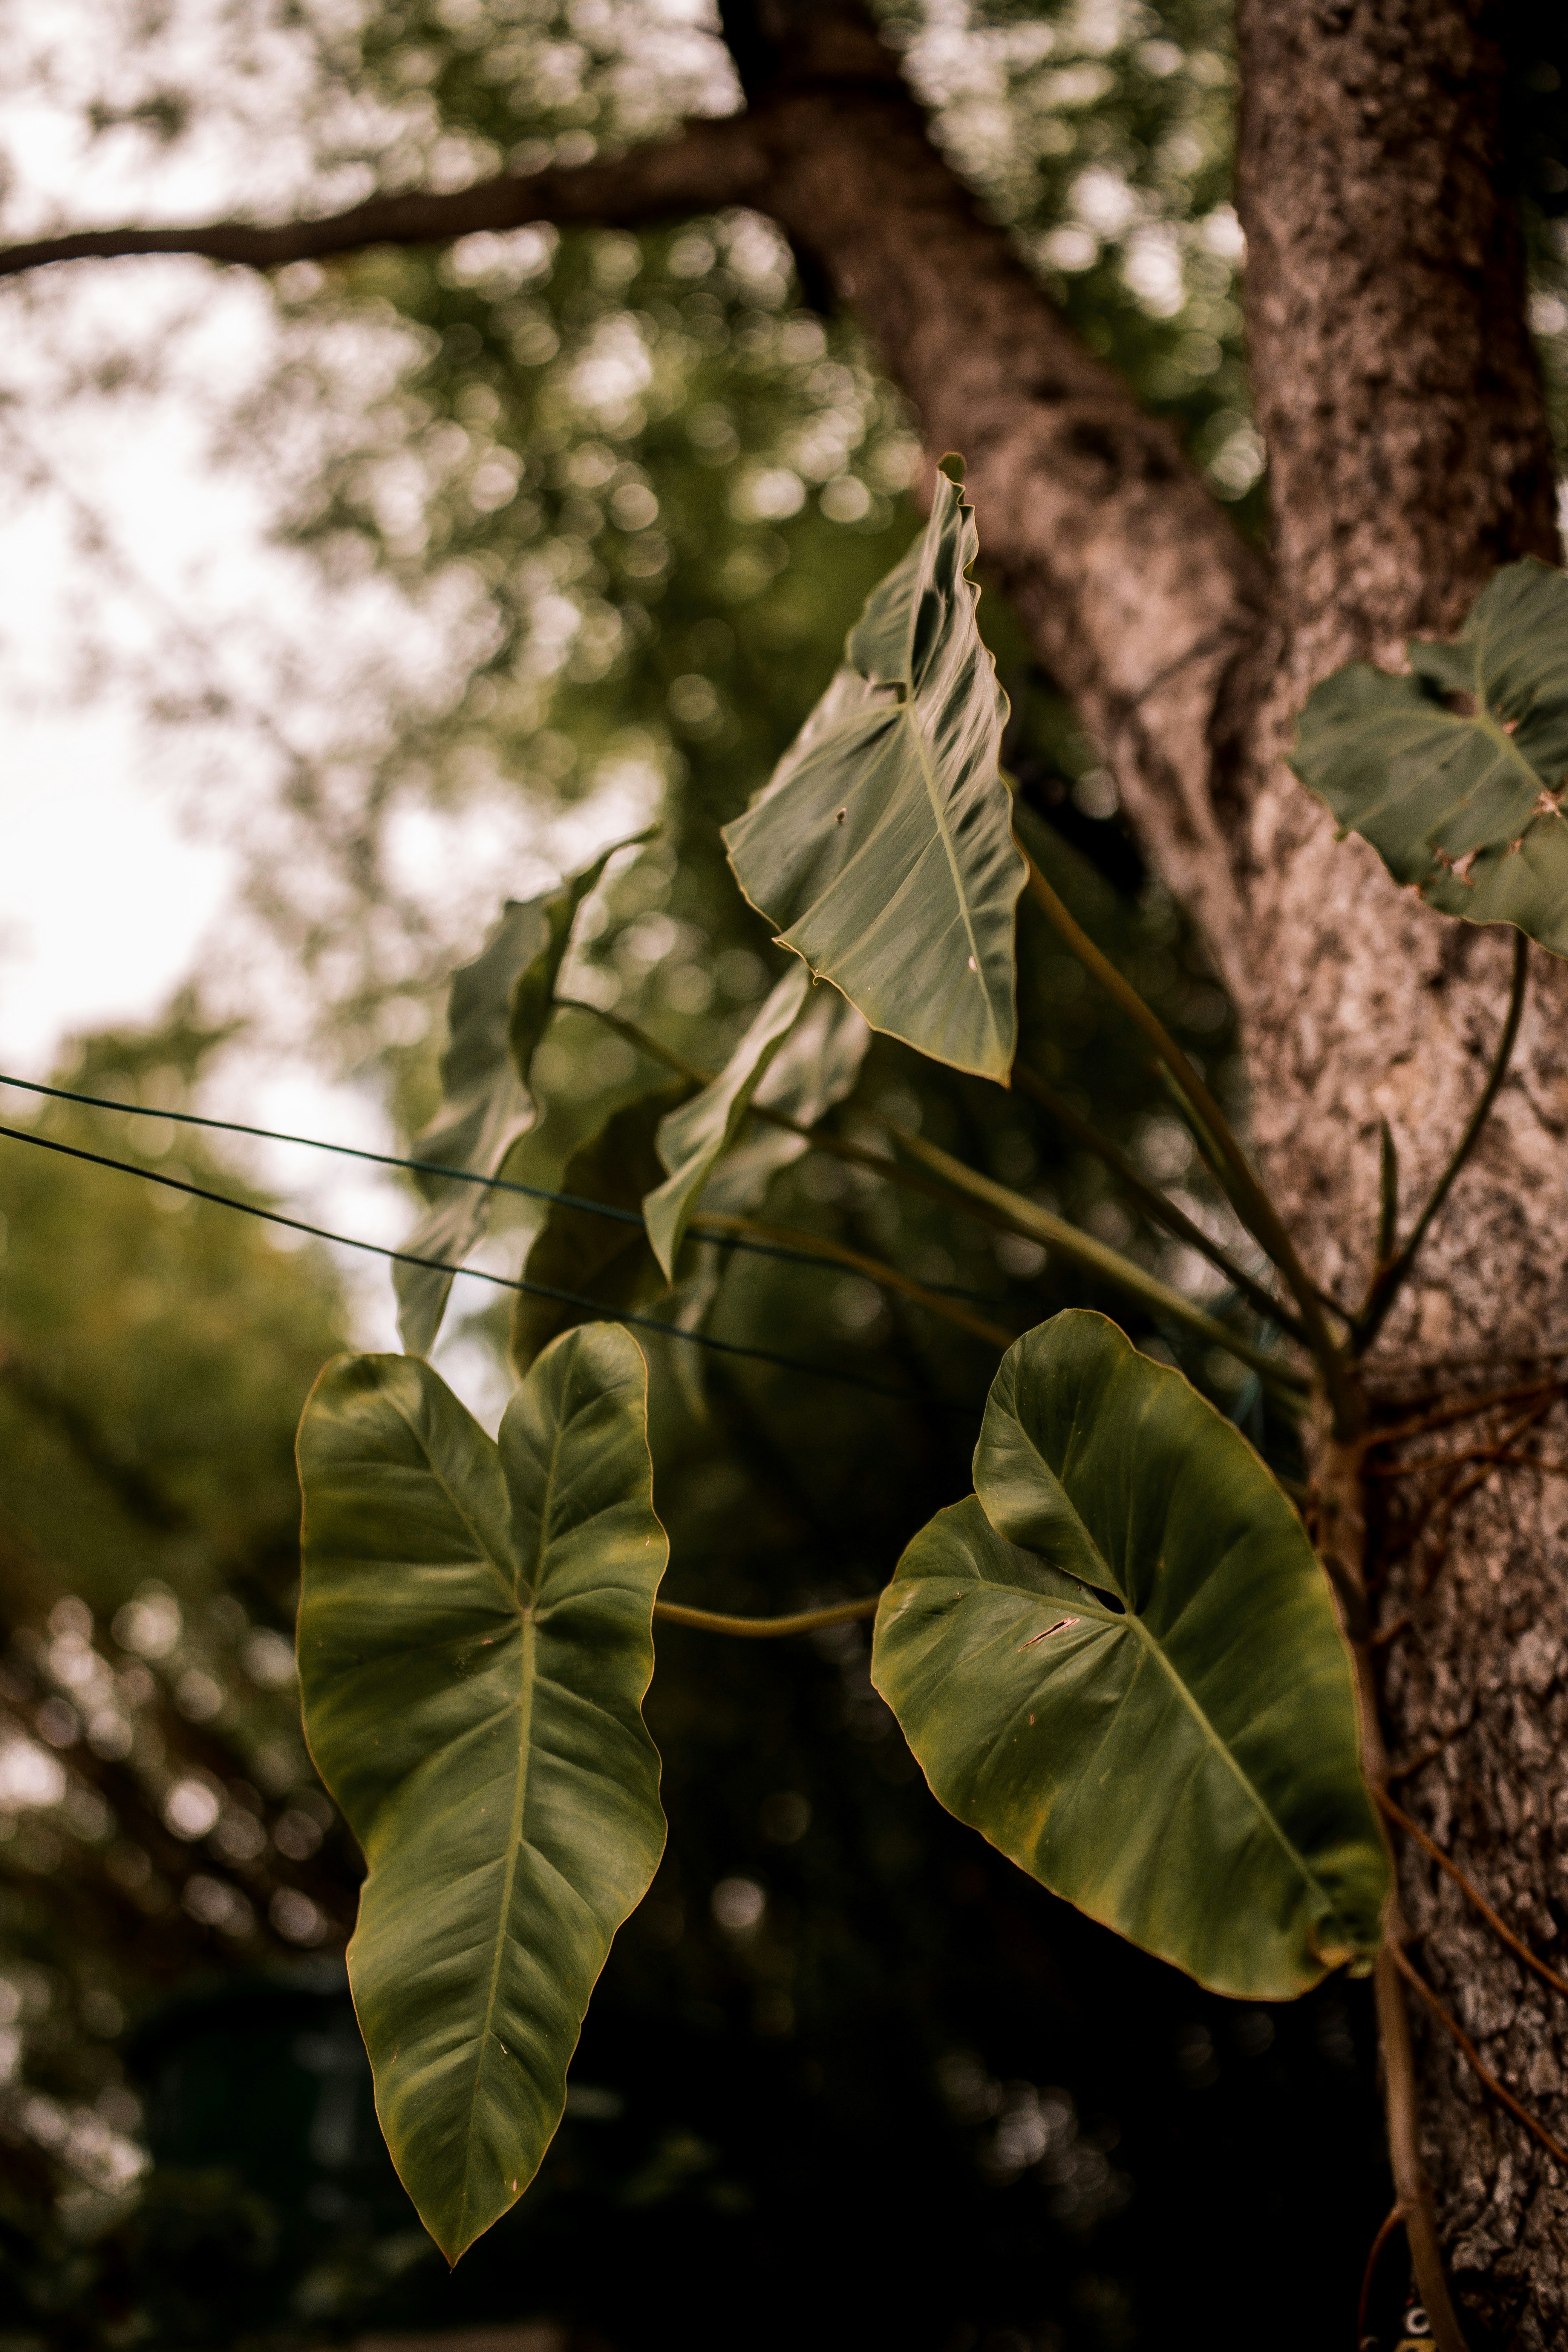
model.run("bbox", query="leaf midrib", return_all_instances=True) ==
[824,568,999,1044]
[990,1455,1337,1917]
[454,1396,566,2236]
[1360,701,1543,834]
[896,701,1004,1065]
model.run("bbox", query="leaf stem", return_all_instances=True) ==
[880,1119,1309,1399]
[1377,1118,1399,1269]
[696,1212,1015,1349]
[1012,1063,1306,1341]
[1358,2203,1412,2345]
[1315,1428,1470,2352]
[1015,843,1355,1424]
[1375,1950,1476,2350]
[1355,932,1529,1353]
[562,992,1305,1395]
[558,996,1208,1312]
[554,997,714,1085]
[653,1596,879,1637]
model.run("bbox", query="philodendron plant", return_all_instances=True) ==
[295,473,1568,2337]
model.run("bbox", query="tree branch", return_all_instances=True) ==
[0,115,770,280]
[0,10,1268,975]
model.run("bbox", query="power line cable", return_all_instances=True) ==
[0,1119,975,1412]
[0,1072,1004,1302]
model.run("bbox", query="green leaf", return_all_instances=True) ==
[508,1080,691,1377]
[1291,557,1568,954]
[296,1325,667,2260]
[642,962,812,1282]
[722,473,1026,1081]
[871,1311,1387,2000]
[395,841,634,1357]
[663,985,870,1414]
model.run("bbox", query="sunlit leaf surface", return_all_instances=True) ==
[1292,558,1568,954]
[872,1312,1386,1999]
[723,474,1025,1080]
[296,1326,667,2259]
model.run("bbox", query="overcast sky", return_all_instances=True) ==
[0,13,512,1389]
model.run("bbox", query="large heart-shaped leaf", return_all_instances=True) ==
[1292,557,1568,954]
[722,473,1025,1081]
[871,1311,1386,1999]
[296,1325,667,2260]
[509,1081,691,1376]
[395,841,632,1356]
[642,962,811,1282]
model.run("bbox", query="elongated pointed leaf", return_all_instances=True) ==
[701,983,871,1219]
[296,1325,667,2260]
[1292,558,1568,954]
[665,986,871,1413]
[395,841,633,1356]
[871,1311,1386,1999]
[722,474,1026,1080]
[642,962,811,1281]
[509,1081,691,1376]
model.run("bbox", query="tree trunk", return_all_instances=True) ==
[1236,8,1567,2341]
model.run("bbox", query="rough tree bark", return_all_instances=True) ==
[6,0,1566,2335]
[1237,9,1567,2342]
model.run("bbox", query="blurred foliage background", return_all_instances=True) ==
[1,1,1566,2346]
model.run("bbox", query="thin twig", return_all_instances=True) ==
[1369,1444,1568,1480]
[653,1595,879,1637]
[1357,932,1529,1352]
[1364,1378,1560,1452]
[1375,1790,1568,2003]
[1389,1706,1479,1785]
[1412,1399,1559,1596]
[1369,1341,1568,1379]
[1392,1942,1568,2171]
[1373,1399,1557,1642]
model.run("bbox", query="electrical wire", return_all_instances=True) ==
[0,1071,1004,1303]
[0,1119,975,1411]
